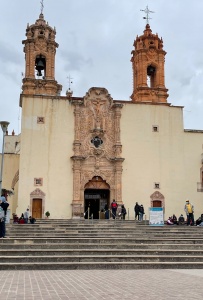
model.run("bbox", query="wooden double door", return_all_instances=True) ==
[32,198,42,219]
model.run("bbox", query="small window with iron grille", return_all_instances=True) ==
[152,125,159,132]
[37,117,45,124]
[34,178,43,186]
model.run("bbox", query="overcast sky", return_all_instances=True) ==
[0,0,203,146]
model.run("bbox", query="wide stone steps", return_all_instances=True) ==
[0,243,203,250]
[1,254,203,263]
[1,261,203,270]
[1,220,203,269]
[1,249,203,256]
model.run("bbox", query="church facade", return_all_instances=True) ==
[2,13,203,220]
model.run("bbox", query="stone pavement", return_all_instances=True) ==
[0,270,203,300]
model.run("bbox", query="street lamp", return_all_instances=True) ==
[0,121,9,197]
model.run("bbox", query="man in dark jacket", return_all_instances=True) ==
[134,202,140,220]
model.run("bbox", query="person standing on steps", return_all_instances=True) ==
[134,202,140,220]
[0,194,9,238]
[121,204,127,220]
[104,204,109,219]
[24,208,30,224]
[111,199,118,219]
[139,204,145,221]
[184,199,194,226]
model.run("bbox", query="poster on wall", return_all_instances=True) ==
[149,207,164,226]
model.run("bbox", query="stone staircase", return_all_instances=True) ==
[0,219,203,269]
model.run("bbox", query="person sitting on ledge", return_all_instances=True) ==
[178,214,185,225]
[19,213,25,224]
[29,216,36,224]
[196,214,203,226]
[172,214,178,225]
[13,214,19,224]
[167,216,174,225]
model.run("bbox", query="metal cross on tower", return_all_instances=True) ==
[67,75,73,90]
[40,0,44,14]
[140,5,154,25]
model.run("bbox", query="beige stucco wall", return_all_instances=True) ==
[120,103,203,220]
[0,152,19,215]
[18,95,74,218]
[16,94,203,220]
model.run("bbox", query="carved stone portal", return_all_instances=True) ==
[71,87,124,218]
[150,191,165,208]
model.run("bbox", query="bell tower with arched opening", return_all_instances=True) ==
[131,24,168,103]
[22,13,62,95]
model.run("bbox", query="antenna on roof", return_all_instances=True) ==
[140,5,154,25]
[40,0,44,14]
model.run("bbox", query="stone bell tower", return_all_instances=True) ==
[22,13,62,95]
[131,24,168,103]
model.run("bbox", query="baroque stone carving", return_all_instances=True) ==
[71,87,124,217]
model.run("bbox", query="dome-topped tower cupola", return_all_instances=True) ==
[131,24,168,103]
[22,13,62,96]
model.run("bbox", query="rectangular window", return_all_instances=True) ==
[154,183,160,189]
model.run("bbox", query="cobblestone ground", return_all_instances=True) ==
[0,269,203,300]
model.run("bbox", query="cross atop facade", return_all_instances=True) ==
[67,75,73,90]
[140,5,154,25]
[40,0,44,14]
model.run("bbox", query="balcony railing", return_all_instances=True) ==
[197,182,203,192]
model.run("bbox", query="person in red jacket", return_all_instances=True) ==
[111,199,118,219]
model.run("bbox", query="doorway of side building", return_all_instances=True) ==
[32,198,42,218]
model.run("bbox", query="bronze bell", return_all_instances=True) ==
[35,59,44,76]
[147,66,155,76]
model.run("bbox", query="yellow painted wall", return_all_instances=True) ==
[18,95,74,218]
[120,103,203,220]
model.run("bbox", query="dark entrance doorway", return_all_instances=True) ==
[84,189,110,219]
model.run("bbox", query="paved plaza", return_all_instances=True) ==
[0,269,202,299]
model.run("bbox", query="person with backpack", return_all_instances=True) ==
[184,199,194,226]
[111,199,118,219]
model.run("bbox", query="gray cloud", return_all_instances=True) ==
[0,0,203,138]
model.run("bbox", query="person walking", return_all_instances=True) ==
[111,199,118,219]
[184,199,194,226]
[134,202,140,220]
